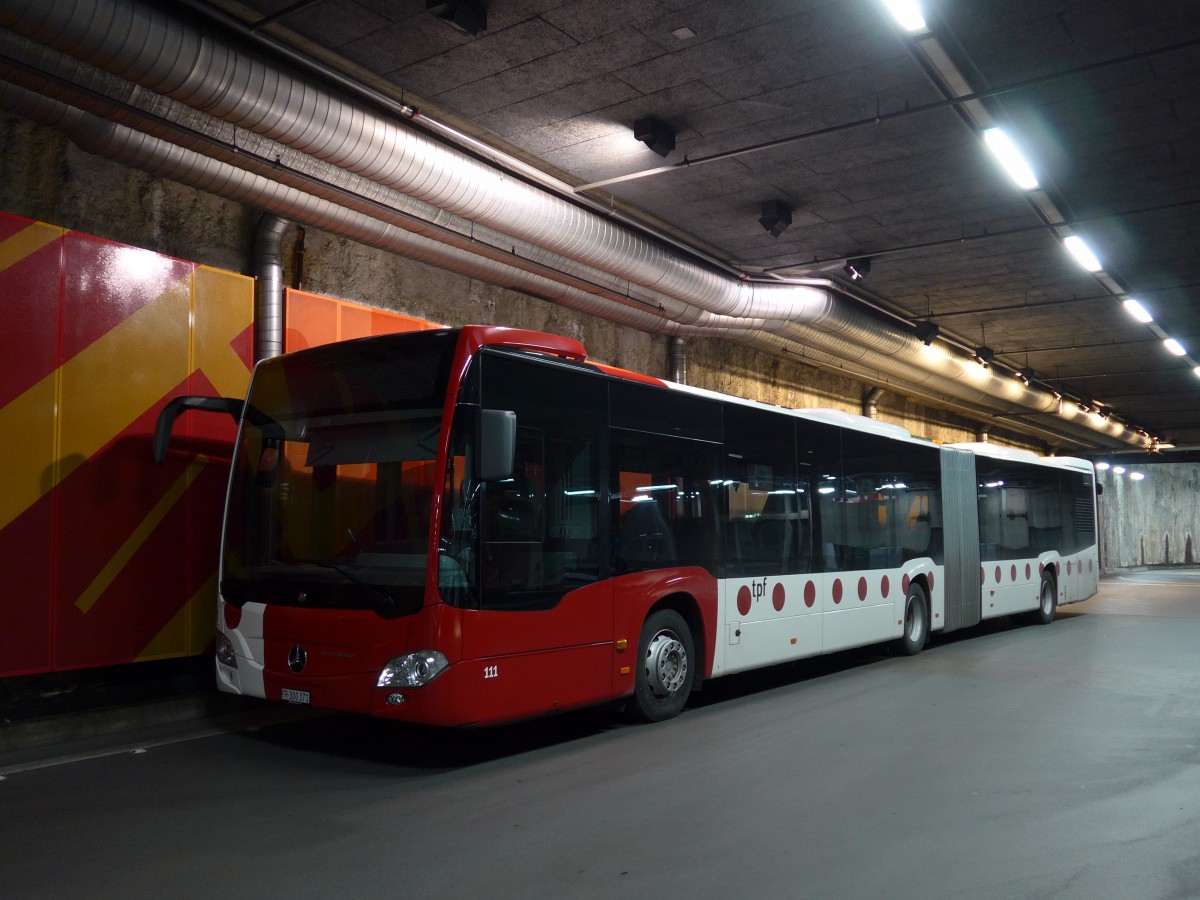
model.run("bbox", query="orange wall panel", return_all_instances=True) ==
[284,289,339,351]
[284,289,441,350]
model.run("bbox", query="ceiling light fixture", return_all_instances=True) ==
[844,257,871,282]
[1016,367,1035,385]
[1194,366,1200,378]
[1129,471,1146,481]
[1063,235,1102,272]
[982,128,1039,190]
[1122,298,1154,323]
[914,321,939,345]
[759,200,793,238]
[1095,462,1111,471]
[426,0,487,35]
[1164,337,1187,356]
[633,116,675,157]
[881,0,926,32]
[974,346,995,369]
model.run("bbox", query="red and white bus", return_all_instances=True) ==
[158,325,1099,726]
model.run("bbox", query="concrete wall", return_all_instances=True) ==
[1098,463,1200,571]
[1,113,1032,451]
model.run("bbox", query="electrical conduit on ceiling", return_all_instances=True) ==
[0,0,1148,449]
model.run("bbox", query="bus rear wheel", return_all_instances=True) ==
[898,583,929,656]
[1027,571,1057,625]
[630,609,694,723]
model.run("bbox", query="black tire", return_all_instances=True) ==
[1027,571,1057,625]
[898,582,929,656]
[629,608,694,723]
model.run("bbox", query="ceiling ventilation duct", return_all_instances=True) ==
[0,0,1150,450]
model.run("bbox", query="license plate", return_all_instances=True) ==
[281,688,310,704]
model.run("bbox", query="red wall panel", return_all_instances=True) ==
[0,217,61,675]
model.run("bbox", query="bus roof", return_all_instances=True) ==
[274,328,1095,474]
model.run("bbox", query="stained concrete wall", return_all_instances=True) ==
[1097,463,1200,571]
[0,113,1032,451]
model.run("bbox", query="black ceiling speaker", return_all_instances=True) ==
[427,0,487,36]
[633,116,675,157]
[844,257,871,281]
[759,200,792,238]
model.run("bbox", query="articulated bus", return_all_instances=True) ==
[157,325,1099,726]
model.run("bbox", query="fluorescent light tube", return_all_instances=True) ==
[1122,298,1153,323]
[1063,235,1102,272]
[1164,338,1187,356]
[881,0,926,32]
[983,128,1039,190]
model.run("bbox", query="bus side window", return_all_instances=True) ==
[612,431,720,575]
[474,351,606,611]
[723,405,809,577]
[481,427,545,596]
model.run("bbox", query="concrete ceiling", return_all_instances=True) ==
[201,0,1200,448]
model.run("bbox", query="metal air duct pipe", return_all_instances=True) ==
[862,387,885,419]
[254,213,288,361]
[668,337,687,384]
[0,0,1152,449]
[0,0,900,320]
[0,73,1140,451]
[6,75,1138,453]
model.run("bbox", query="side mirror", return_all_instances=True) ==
[153,395,244,463]
[477,409,516,481]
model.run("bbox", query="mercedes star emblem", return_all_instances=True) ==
[287,644,307,673]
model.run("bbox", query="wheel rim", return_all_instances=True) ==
[644,629,688,699]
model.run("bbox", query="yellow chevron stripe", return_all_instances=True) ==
[135,571,219,661]
[0,263,253,533]
[0,221,62,274]
[0,275,190,531]
[194,265,254,399]
[76,456,209,613]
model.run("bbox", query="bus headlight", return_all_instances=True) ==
[216,633,237,667]
[377,651,449,688]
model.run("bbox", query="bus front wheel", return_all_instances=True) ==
[899,583,929,656]
[630,609,694,723]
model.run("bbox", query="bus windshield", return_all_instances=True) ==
[221,330,458,616]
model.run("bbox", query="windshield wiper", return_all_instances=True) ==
[289,557,400,614]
